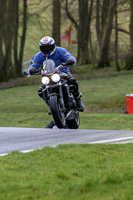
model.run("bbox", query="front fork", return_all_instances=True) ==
[63,83,77,109]
[58,83,65,111]
[42,83,65,111]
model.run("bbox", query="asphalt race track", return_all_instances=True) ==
[1,127,133,156]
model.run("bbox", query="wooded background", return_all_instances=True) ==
[0,0,133,81]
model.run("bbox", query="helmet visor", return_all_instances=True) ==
[40,44,55,53]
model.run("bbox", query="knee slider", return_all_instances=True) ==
[38,86,44,97]
[68,77,77,85]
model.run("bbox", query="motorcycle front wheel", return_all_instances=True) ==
[49,95,66,128]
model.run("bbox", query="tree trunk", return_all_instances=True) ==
[89,30,96,63]
[78,0,89,64]
[3,0,15,79]
[96,0,102,47]
[101,0,110,31]
[114,0,120,71]
[65,0,79,61]
[0,0,27,81]
[78,0,93,65]
[0,0,6,77]
[98,0,116,68]
[129,0,133,57]
[52,0,61,46]
[96,0,111,56]
[65,0,93,65]
[125,0,133,70]
[18,0,27,76]
[14,0,19,75]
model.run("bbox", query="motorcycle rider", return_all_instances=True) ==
[28,36,85,128]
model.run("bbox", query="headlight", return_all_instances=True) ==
[51,73,60,83]
[42,76,50,85]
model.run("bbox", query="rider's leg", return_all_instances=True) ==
[38,85,44,98]
[38,85,52,114]
[46,120,55,128]
[67,72,85,112]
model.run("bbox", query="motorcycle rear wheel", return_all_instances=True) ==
[67,112,80,129]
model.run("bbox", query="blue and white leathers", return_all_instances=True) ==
[28,46,76,74]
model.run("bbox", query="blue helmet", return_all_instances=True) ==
[39,36,56,56]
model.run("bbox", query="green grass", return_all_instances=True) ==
[0,85,52,128]
[0,144,133,200]
[1,69,133,129]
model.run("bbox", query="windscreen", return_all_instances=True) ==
[42,59,56,75]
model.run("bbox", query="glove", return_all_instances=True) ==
[29,67,41,75]
[62,58,75,66]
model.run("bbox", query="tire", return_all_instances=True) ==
[67,112,80,129]
[49,95,65,128]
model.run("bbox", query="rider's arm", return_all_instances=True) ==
[62,57,75,66]
[58,47,76,66]
[29,66,41,75]
[28,53,43,75]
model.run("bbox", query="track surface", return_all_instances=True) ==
[0,127,133,155]
[1,127,133,155]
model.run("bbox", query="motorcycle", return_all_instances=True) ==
[34,59,80,129]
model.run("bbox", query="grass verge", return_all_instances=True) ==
[0,144,133,200]
[1,69,133,129]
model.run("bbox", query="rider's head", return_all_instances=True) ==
[39,36,56,56]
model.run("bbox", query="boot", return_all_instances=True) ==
[38,86,45,99]
[76,96,85,112]
[38,91,43,98]
[48,107,52,115]
[46,120,55,128]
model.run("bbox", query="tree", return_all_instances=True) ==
[129,0,133,61]
[96,0,110,48]
[65,0,93,65]
[114,0,120,71]
[2,0,15,79]
[78,0,93,64]
[17,0,27,76]
[96,0,101,48]
[125,0,133,70]
[0,0,27,81]
[98,0,116,68]
[0,0,6,80]
[52,0,61,46]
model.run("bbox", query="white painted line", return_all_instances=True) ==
[0,146,57,157]
[21,149,35,153]
[0,137,133,157]
[0,153,8,157]
[0,149,36,157]
[89,136,133,144]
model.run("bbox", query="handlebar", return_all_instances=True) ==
[29,64,67,75]
[56,65,64,70]
[29,67,41,75]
